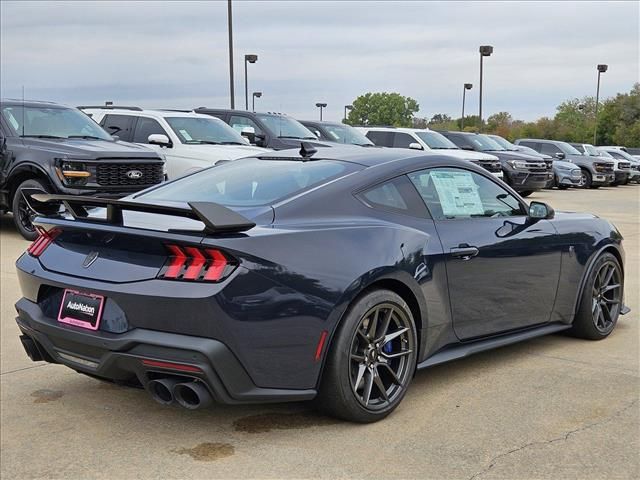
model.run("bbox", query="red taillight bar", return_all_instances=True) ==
[27,227,60,257]
[158,244,233,282]
[141,359,203,373]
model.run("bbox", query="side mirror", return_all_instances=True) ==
[240,126,256,144]
[409,142,423,150]
[529,201,554,220]
[254,133,267,147]
[555,152,566,160]
[148,134,172,147]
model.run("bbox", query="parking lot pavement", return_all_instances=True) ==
[1,186,638,480]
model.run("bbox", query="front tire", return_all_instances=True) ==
[11,179,48,241]
[569,252,623,340]
[580,169,592,189]
[315,290,417,423]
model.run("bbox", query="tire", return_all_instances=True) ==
[580,169,592,189]
[315,289,418,423]
[557,184,569,190]
[520,190,534,197]
[569,252,623,340]
[11,178,48,241]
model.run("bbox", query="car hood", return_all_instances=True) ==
[489,151,546,162]
[176,144,270,161]
[430,149,499,161]
[554,160,580,170]
[21,138,161,159]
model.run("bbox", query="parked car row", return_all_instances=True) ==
[2,98,638,240]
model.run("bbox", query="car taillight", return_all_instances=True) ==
[157,244,235,282]
[27,227,60,257]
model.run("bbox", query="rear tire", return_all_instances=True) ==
[569,252,623,340]
[315,290,417,423]
[11,178,48,241]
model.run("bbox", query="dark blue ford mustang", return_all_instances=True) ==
[15,145,629,422]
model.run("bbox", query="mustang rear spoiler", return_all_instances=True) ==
[27,193,256,234]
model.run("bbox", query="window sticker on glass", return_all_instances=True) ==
[179,129,193,141]
[431,171,484,217]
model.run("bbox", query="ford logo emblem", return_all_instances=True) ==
[126,170,143,179]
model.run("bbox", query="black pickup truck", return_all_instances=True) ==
[0,100,165,239]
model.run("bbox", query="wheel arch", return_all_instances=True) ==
[8,164,53,205]
[573,243,624,316]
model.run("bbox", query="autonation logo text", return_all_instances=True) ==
[66,301,95,316]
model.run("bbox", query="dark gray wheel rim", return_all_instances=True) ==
[580,172,588,187]
[17,191,36,233]
[592,261,621,333]
[349,303,415,411]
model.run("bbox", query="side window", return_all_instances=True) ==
[358,176,429,218]
[229,115,263,135]
[366,131,392,147]
[408,168,525,221]
[133,117,167,143]
[444,134,470,150]
[540,143,561,155]
[100,115,135,142]
[393,132,417,148]
[518,141,536,150]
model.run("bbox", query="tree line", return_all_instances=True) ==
[345,84,640,147]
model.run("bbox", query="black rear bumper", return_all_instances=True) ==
[15,298,316,404]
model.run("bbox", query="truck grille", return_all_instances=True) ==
[96,163,164,186]
[543,159,553,171]
[523,162,547,173]
[475,160,502,173]
[594,162,614,173]
[618,161,631,170]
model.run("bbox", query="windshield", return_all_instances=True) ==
[257,115,316,140]
[320,124,373,145]
[583,144,601,156]
[1,105,112,140]
[166,116,246,145]
[488,135,518,151]
[558,142,582,155]
[140,158,357,207]
[468,134,506,151]
[415,131,459,149]
[597,150,614,159]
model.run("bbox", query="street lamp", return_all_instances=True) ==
[593,64,608,144]
[478,45,493,131]
[344,104,353,122]
[316,102,327,121]
[461,83,472,130]
[252,91,262,112]
[244,54,258,110]
[227,0,235,109]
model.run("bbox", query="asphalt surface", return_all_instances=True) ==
[1,185,638,480]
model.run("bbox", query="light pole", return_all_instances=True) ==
[461,83,472,130]
[252,91,262,112]
[478,45,493,131]
[227,0,235,109]
[593,64,608,145]
[344,104,353,123]
[244,54,258,110]
[316,102,327,121]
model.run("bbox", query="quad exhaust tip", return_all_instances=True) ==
[173,381,213,410]
[147,378,181,405]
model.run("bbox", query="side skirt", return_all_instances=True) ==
[417,323,571,370]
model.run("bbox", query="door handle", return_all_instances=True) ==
[450,246,479,260]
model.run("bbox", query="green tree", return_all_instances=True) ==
[597,83,640,146]
[345,92,419,127]
[486,112,514,138]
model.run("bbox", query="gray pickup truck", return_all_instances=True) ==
[514,138,614,189]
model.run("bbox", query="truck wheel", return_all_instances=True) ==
[580,169,592,189]
[11,179,48,241]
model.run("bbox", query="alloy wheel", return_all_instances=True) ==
[349,303,415,411]
[591,261,622,333]
[17,191,36,233]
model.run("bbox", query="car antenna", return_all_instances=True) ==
[299,142,317,160]
[21,85,25,137]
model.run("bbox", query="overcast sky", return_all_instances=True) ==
[1,1,638,122]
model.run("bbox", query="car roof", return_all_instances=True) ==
[257,144,460,168]
[517,138,559,143]
[0,99,69,109]
[299,120,346,127]
[81,108,213,119]
[194,108,288,118]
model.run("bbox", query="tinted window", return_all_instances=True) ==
[140,158,357,207]
[358,176,429,217]
[393,132,416,148]
[256,114,315,139]
[133,117,167,143]
[320,124,373,146]
[408,167,525,220]
[101,114,136,141]
[229,115,264,136]
[415,131,458,149]
[607,151,625,160]
[540,143,561,155]
[366,131,393,147]
[443,133,474,150]
[518,141,539,150]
